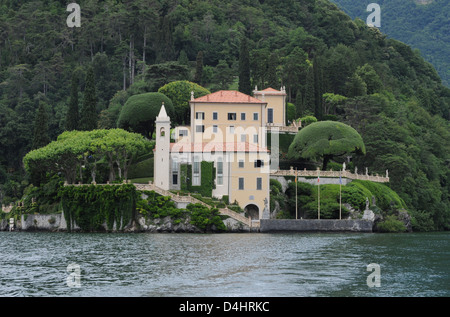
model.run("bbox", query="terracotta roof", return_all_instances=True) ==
[191,90,265,104]
[169,142,269,153]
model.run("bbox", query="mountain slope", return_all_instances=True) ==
[330,0,450,87]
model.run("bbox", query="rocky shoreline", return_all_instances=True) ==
[0,212,252,233]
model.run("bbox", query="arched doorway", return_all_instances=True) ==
[245,204,259,220]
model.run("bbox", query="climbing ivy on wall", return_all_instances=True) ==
[179,161,216,197]
[59,184,137,232]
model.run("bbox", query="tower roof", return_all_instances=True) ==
[156,103,170,121]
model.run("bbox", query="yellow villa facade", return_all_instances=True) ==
[154,88,287,220]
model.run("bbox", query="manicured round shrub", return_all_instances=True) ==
[117,92,174,138]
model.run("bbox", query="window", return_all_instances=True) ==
[253,112,259,121]
[217,158,223,185]
[239,178,244,190]
[172,174,178,185]
[229,126,235,134]
[179,130,188,137]
[213,125,218,133]
[240,134,246,142]
[172,157,178,172]
[196,125,205,133]
[253,134,258,143]
[241,113,246,120]
[213,112,218,120]
[196,112,205,120]
[257,177,262,190]
[160,128,166,137]
[238,160,244,168]
[254,159,264,168]
[193,156,200,186]
[228,113,237,120]
[268,108,273,123]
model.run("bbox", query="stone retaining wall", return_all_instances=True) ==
[260,219,373,233]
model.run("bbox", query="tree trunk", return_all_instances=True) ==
[116,159,122,179]
[322,155,332,171]
[123,55,127,91]
[143,25,147,65]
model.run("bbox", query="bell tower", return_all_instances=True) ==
[154,103,171,190]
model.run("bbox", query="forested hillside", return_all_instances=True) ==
[0,0,449,230]
[331,0,450,86]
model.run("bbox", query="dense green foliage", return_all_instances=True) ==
[137,191,226,232]
[137,190,185,220]
[187,203,226,232]
[0,0,448,230]
[117,92,174,138]
[288,121,366,170]
[60,184,137,232]
[376,215,407,233]
[331,0,450,87]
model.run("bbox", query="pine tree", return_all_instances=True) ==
[80,67,98,131]
[32,101,50,150]
[194,51,203,84]
[238,37,252,95]
[65,72,79,131]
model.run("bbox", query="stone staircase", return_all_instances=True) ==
[134,183,255,228]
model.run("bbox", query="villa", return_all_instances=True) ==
[153,87,288,220]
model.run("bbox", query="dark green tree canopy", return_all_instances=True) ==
[117,92,174,138]
[288,121,366,170]
[158,80,210,125]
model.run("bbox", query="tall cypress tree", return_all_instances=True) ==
[65,72,79,131]
[238,37,252,95]
[32,101,50,150]
[267,53,279,89]
[156,16,175,63]
[80,67,98,131]
[304,65,315,115]
[313,58,324,120]
[194,51,203,85]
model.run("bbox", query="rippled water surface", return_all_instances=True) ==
[0,232,448,297]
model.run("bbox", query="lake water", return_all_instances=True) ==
[0,231,448,297]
